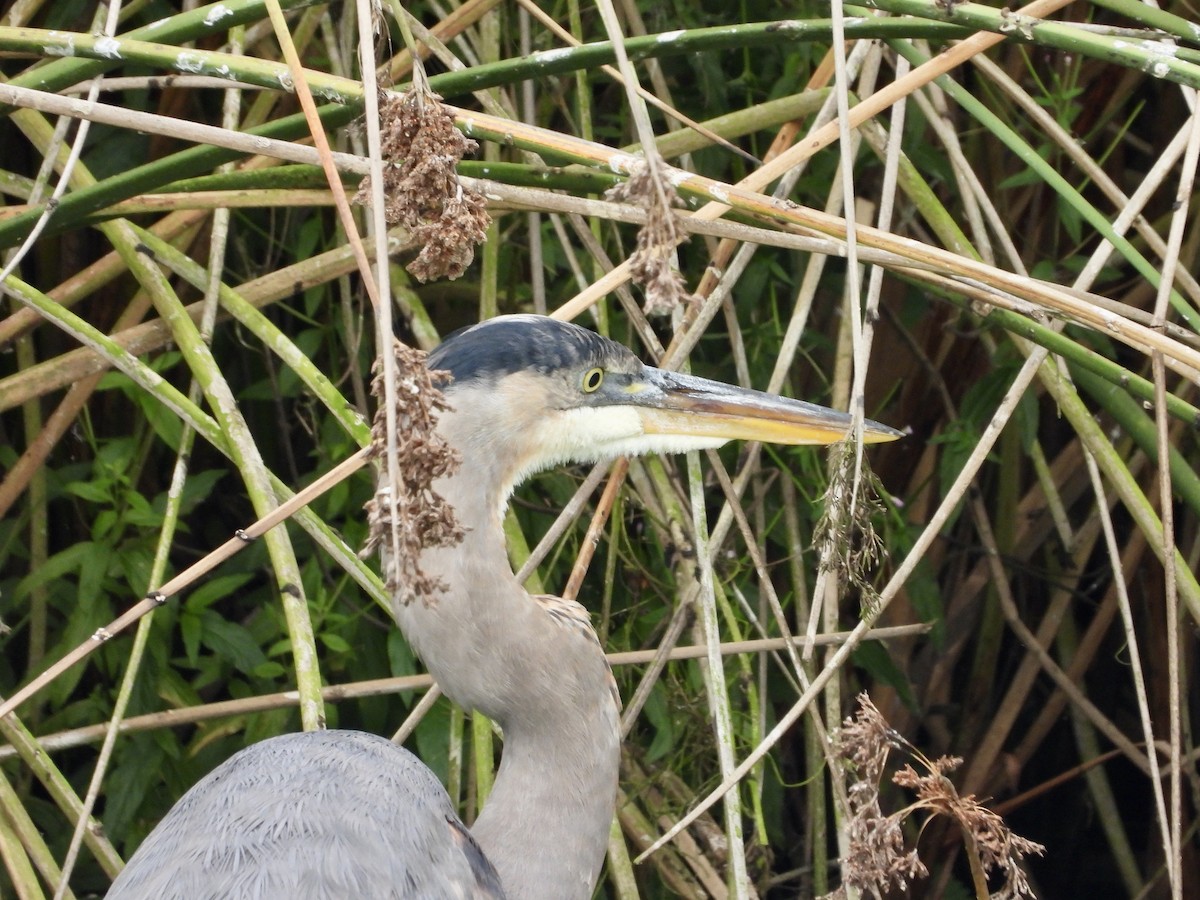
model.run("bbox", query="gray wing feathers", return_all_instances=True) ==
[106,731,506,899]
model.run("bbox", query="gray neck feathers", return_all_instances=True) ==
[387,406,620,900]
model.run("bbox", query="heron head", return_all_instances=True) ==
[427,316,900,499]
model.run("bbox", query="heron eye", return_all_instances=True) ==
[581,367,605,393]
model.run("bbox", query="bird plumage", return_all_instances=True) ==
[429,315,640,385]
[105,731,505,899]
[105,315,898,899]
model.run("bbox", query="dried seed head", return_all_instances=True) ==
[814,441,889,613]
[362,339,465,609]
[355,88,490,282]
[827,694,1044,900]
[605,158,698,317]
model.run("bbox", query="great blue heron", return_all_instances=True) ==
[104,314,899,900]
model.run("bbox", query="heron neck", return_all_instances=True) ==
[390,446,620,900]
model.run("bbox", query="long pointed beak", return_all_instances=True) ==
[632,367,902,446]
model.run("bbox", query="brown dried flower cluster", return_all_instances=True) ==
[892,762,1045,900]
[605,157,698,317]
[827,694,928,899]
[362,339,465,609]
[826,694,1045,900]
[813,441,889,613]
[355,88,490,282]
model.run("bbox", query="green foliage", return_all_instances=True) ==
[0,0,1196,895]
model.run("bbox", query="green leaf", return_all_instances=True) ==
[852,641,916,708]
[252,661,287,679]
[77,540,111,608]
[200,611,268,671]
[93,509,118,541]
[97,435,138,471]
[117,545,155,596]
[319,632,352,654]
[180,610,202,667]
[1058,193,1083,245]
[123,489,161,527]
[388,629,417,678]
[13,542,94,601]
[64,480,112,503]
[105,737,166,848]
[153,665,204,711]
[184,573,255,614]
[132,386,184,451]
[642,684,676,763]
[413,701,453,784]
[175,470,226,516]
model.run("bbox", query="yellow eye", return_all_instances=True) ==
[581,367,605,393]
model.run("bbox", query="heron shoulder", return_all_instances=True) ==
[531,593,620,711]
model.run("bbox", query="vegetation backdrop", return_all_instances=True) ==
[0,0,1198,896]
